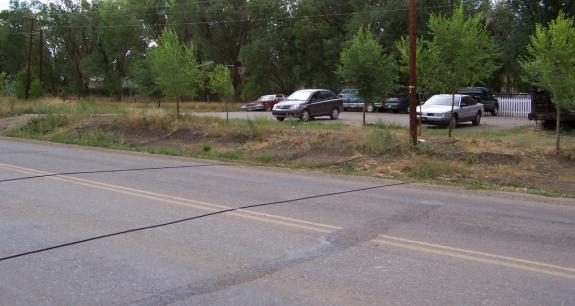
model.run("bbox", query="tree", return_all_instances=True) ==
[209,64,234,123]
[337,26,398,126]
[521,13,575,155]
[0,72,7,95]
[396,36,438,100]
[425,6,499,136]
[147,28,203,117]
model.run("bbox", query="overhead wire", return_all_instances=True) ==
[4,1,471,30]
[0,179,412,262]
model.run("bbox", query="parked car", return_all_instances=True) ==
[528,90,575,126]
[240,94,286,111]
[458,87,499,116]
[272,89,343,122]
[381,93,417,113]
[417,94,484,127]
[338,89,382,112]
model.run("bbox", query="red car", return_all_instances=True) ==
[240,94,286,111]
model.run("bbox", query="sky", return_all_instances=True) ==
[0,0,11,10]
[0,0,54,11]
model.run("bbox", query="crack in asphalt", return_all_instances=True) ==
[124,204,440,306]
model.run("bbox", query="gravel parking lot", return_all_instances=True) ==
[194,111,533,131]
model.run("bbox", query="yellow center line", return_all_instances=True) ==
[1,161,574,280]
[378,234,575,274]
[0,162,339,232]
[373,238,575,280]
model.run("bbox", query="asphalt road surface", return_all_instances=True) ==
[0,138,574,305]
[194,111,532,130]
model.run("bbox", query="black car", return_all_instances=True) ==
[381,93,417,113]
[458,87,499,116]
[272,89,344,121]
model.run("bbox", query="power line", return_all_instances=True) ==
[38,3,461,29]
[0,180,412,262]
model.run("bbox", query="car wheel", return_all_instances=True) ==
[300,110,311,122]
[392,110,399,114]
[449,116,457,129]
[330,108,339,120]
[275,117,285,122]
[472,112,481,126]
[265,104,272,112]
[367,104,375,113]
[491,105,498,116]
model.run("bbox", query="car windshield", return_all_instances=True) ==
[425,95,457,106]
[258,95,275,101]
[287,91,314,101]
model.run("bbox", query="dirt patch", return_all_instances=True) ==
[0,116,30,133]
[3,112,574,197]
[457,151,521,165]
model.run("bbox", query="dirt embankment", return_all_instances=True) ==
[3,111,575,197]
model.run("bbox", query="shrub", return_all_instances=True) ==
[29,80,43,99]
[361,129,398,155]
[201,142,212,152]
[20,115,70,135]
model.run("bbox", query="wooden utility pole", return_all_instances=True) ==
[408,0,417,146]
[39,27,43,84]
[24,18,34,100]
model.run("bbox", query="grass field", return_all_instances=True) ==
[2,97,574,197]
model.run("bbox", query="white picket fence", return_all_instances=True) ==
[494,95,531,117]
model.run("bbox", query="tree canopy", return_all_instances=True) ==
[0,0,570,100]
[337,26,397,125]
[521,13,575,154]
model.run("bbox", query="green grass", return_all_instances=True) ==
[4,111,574,199]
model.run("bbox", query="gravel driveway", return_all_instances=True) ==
[193,111,533,131]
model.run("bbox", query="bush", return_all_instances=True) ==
[29,80,44,99]
[15,70,26,99]
[201,142,212,152]
[361,129,398,155]
[58,86,71,100]
[28,115,69,134]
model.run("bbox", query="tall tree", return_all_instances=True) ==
[521,13,575,155]
[337,26,398,126]
[147,28,202,117]
[84,0,146,99]
[239,0,297,99]
[424,6,499,136]
[209,64,234,123]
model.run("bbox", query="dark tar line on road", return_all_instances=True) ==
[0,162,412,262]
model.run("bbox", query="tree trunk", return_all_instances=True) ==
[363,102,366,126]
[556,107,561,155]
[448,92,456,137]
[225,99,229,124]
[176,97,180,118]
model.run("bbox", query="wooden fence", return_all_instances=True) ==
[493,95,531,117]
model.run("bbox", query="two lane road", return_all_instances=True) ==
[0,138,573,305]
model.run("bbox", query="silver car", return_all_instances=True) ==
[417,94,484,127]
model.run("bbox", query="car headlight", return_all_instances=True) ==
[289,104,301,109]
